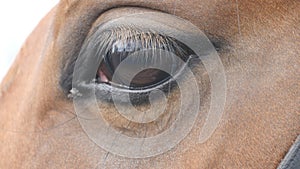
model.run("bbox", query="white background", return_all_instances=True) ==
[0,0,59,83]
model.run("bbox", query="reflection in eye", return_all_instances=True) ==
[96,27,196,90]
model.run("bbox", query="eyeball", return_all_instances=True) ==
[95,29,196,90]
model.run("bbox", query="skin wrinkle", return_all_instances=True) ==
[0,0,299,168]
[173,0,178,15]
[235,0,241,37]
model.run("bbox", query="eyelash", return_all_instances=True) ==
[94,26,192,64]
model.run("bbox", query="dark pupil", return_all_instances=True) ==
[97,33,193,89]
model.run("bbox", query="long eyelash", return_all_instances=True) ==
[93,26,190,67]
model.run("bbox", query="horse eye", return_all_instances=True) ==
[96,30,195,90]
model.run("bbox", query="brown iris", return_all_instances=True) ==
[96,32,194,90]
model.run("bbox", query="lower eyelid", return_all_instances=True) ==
[70,56,199,106]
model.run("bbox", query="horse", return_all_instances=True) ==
[0,0,299,168]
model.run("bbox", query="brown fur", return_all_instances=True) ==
[0,0,299,168]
